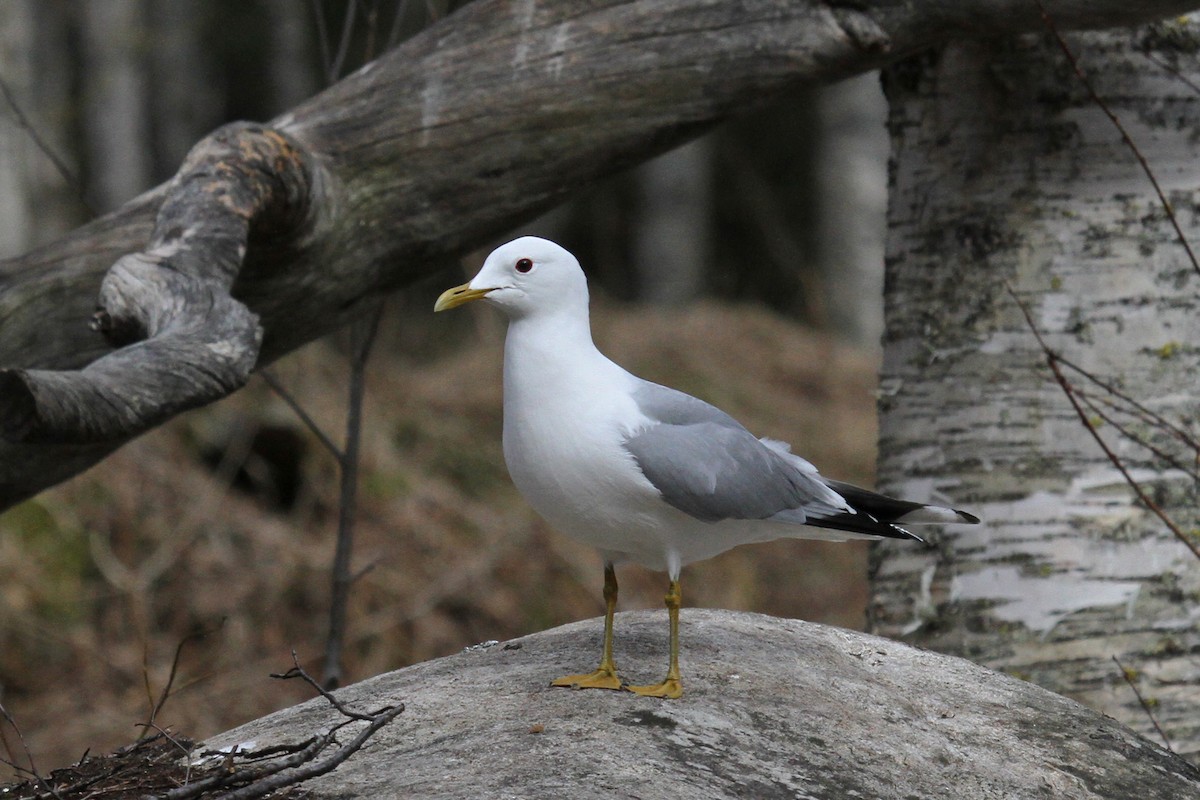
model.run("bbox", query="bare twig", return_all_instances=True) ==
[329,0,360,83]
[158,736,325,800]
[1074,390,1200,483]
[310,0,333,81]
[0,702,56,797]
[1137,42,1200,97]
[259,369,343,459]
[1036,0,1200,278]
[361,0,379,67]
[1112,655,1173,751]
[210,703,403,800]
[386,0,415,50]
[1009,286,1200,561]
[1053,352,1200,454]
[157,652,403,799]
[0,74,94,216]
[272,651,380,721]
[323,298,386,689]
[141,621,226,739]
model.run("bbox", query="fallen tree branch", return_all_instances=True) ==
[0,123,311,445]
[0,0,1195,509]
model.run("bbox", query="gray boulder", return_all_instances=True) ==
[203,609,1200,798]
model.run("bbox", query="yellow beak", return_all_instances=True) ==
[434,283,492,312]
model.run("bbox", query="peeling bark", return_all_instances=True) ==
[0,0,1196,508]
[871,23,1200,760]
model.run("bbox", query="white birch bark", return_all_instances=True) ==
[871,23,1200,760]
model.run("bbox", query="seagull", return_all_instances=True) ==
[435,236,979,699]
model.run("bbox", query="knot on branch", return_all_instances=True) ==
[1,123,314,444]
[828,5,891,55]
[95,122,313,346]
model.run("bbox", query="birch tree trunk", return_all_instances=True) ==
[871,22,1200,761]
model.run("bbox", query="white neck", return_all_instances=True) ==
[505,305,594,380]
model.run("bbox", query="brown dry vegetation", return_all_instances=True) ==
[0,299,881,776]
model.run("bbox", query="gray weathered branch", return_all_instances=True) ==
[2,124,311,443]
[0,0,1194,507]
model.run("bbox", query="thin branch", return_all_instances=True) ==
[1036,0,1200,278]
[1009,285,1200,561]
[1074,390,1200,483]
[159,736,326,800]
[0,702,56,797]
[1112,655,1173,751]
[1053,353,1200,454]
[323,298,386,690]
[385,0,414,50]
[329,0,360,83]
[159,653,403,799]
[0,74,94,216]
[259,369,343,459]
[272,651,381,720]
[210,704,403,800]
[1137,42,1200,97]
[310,0,332,81]
[142,621,226,739]
[362,0,380,65]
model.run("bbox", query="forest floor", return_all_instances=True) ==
[0,299,881,779]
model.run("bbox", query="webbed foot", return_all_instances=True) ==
[626,677,682,699]
[551,666,624,691]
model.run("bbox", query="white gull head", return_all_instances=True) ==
[435,236,589,321]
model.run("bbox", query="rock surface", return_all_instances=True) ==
[205,609,1200,798]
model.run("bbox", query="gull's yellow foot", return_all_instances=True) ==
[551,666,624,691]
[627,578,685,699]
[626,677,682,699]
[553,563,624,692]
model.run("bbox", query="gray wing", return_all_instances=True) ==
[624,382,847,523]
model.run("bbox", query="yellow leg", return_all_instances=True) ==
[551,563,624,691]
[627,578,683,699]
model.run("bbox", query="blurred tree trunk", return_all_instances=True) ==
[0,0,35,258]
[633,138,712,305]
[80,0,152,212]
[814,72,888,349]
[148,0,222,177]
[266,0,318,114]
[28,1,86,246]
[871,24,1200,761]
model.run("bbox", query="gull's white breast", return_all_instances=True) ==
[498,312,796,573]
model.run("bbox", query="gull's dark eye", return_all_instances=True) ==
[515,258,533,274]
